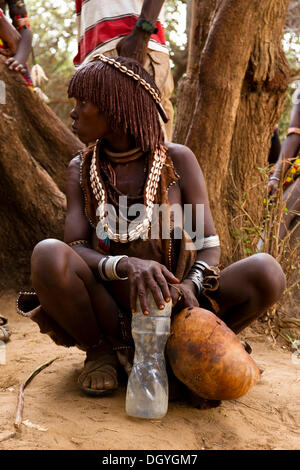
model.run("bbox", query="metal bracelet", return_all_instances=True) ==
[100,255,129,281]
[98,256,110,281]
[187,270,204,297]
[113,255,129,280]
[269,176,280,182]
[193,260,210,272]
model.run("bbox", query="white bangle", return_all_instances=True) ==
[200,235,220,250]
[98,257,109,280]
[98,255,128,281]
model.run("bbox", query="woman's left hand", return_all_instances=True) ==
[169,279,199,309]
[5,56,26,74]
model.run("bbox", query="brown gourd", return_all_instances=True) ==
[167,307,261,400]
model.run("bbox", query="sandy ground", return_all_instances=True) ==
[0,289,299,451]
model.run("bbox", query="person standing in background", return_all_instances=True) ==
[73,0,174,140]
[0,0,33,88]
[268,86,300,241]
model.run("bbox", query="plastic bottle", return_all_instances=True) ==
[125,291,172,419]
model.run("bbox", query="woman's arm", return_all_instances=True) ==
[168,142,221,267]
[64,156,106,279]
[165,143,221,308]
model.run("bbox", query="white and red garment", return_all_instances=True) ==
[74,0,168,66]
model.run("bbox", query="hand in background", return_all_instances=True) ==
[5,56,26,74]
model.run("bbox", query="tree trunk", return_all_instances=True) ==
[0,59,83,288]
[173,0,217,143]
[175,0,290,263]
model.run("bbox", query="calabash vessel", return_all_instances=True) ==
[167,307,261,400]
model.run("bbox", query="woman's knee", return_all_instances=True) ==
[31,239,70,288]
[248,253,286,305]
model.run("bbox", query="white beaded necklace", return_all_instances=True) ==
[90,140,167,243]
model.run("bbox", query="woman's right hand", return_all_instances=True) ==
[117,257,179,315]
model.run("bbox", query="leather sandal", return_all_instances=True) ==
[78,353,118,396]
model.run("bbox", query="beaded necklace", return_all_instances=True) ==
[90,140,167,243]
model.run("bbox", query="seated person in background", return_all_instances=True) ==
[0,0,33,88]
[268,86,300,240]
[17,57,285,397]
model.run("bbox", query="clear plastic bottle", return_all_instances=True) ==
[125,291,172,419]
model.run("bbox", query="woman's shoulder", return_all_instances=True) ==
[164,141,200,177]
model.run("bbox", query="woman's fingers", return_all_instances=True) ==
[169,285,180,306]
[128,260,179,314]
[154,272,171,302]
[136,279,150,315]
[161,266,179,284]
[129,280,137,313]
[145,277,167,311]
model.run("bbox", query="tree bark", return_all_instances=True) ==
[175,0,290,263]
[0,59,83,288]
[173,0,217,143]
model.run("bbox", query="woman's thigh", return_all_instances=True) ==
[207,253,285,317]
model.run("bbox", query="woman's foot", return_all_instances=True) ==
[78,345,118,396]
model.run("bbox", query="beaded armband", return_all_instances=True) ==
[68,239,90,247]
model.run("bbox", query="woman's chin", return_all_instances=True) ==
[76,131,89,145]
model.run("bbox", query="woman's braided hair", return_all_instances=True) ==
[68,56,164,153]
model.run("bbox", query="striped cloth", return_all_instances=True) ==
[74,0,168,66]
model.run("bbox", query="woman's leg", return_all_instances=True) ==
[31,238,126,393]
[208,253,286,333]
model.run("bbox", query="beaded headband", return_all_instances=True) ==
[93,53,169,123]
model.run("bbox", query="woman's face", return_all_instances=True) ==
[70,100,111,144]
